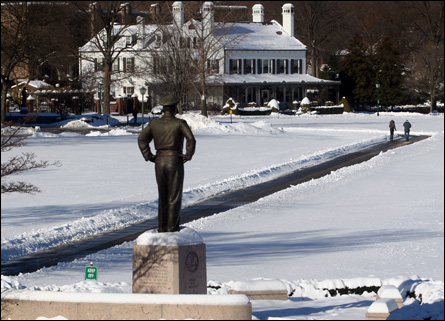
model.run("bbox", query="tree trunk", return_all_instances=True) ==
[430,87,436,113]
[1,85,8,124]
[200,72,208,117]
[103,64,112,115]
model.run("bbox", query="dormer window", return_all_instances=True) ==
[155,33,162,47]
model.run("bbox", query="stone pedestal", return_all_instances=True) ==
[132,227,207,294]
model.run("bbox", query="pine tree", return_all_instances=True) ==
[374,37,404,107]
[341,33,375,106]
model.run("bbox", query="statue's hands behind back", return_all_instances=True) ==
[148,154,156,163]
[181,154,191,163]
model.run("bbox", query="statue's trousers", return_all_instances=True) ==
[155,152,184,232]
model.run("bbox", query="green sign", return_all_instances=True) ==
[85,266,98,280]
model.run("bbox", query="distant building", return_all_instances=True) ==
[79,2,339,111]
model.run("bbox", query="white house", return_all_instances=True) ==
[79,2,339,111]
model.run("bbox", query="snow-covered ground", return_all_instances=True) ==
[1,111,443,320]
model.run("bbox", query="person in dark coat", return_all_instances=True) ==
[132,105,138,124]
[138,94,196,232]
[403,120,412,141]
[389,120,397,141]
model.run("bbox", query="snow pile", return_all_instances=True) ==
[61,119,91,128]
[267,99,280,109]
[178,112,283,135]
[85,128,134,136]
[59,115,121,128]
[177,113,221,130]
[226,279,286,292]
[300,97,311,105]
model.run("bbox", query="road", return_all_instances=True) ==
[0,135,430,276]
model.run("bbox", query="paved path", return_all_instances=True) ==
[0,135,430,276]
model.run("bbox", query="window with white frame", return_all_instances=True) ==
[277,59,287,74]
[258,59,275,74]
[123,87,134,96]
[291,59,302,74]
[243,59,255,74]
[113,58,120,72]
[229,59,241,74]
[122,57,135,72]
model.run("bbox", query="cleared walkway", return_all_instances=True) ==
[1,135,429,276]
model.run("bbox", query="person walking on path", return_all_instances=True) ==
[403,120,412,141]
[132,105,138,124]
[389,120,397,141]
[138,94,196,232]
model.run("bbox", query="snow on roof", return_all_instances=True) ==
[79,24,158,52]
[221,73,339,85]
[11,80,53,89]
[80,19,306,52]
[215,20,306,51]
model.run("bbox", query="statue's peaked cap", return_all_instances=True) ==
[160,94,179,107]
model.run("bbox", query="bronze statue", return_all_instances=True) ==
[138,94,196,232]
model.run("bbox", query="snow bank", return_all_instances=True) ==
[2,289,250,305]
[226,279,286,292]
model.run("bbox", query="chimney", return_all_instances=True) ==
[252,4,264,23]
[137,16,145,39]
[120,3,131,24]
[282,3,294,37]
[172,2,184,28]
[89,2,96,39]
[151,3,161,18]
[202,2,214,35]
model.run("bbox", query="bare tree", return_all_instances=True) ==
[407,1,444,112]
[292,1,344,78]
[143,20,194,114]
[1,2,75,123]
[1,121,61,194]
[145,2,247,117]
[74,1,143,115]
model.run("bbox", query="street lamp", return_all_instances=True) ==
[140,87,146,129]
[376,83,380,116]
[98,82,103,115]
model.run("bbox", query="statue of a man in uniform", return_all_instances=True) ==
[138,94,196,232]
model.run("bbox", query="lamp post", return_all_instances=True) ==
[376,83,380,116]
[98,82,103,115]
[140,87,146,129]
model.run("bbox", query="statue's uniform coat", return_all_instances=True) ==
[138,112,196,232]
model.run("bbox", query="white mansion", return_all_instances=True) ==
[79,2,339,110]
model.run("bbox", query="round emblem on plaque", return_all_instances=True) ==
[185,251,199,273]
